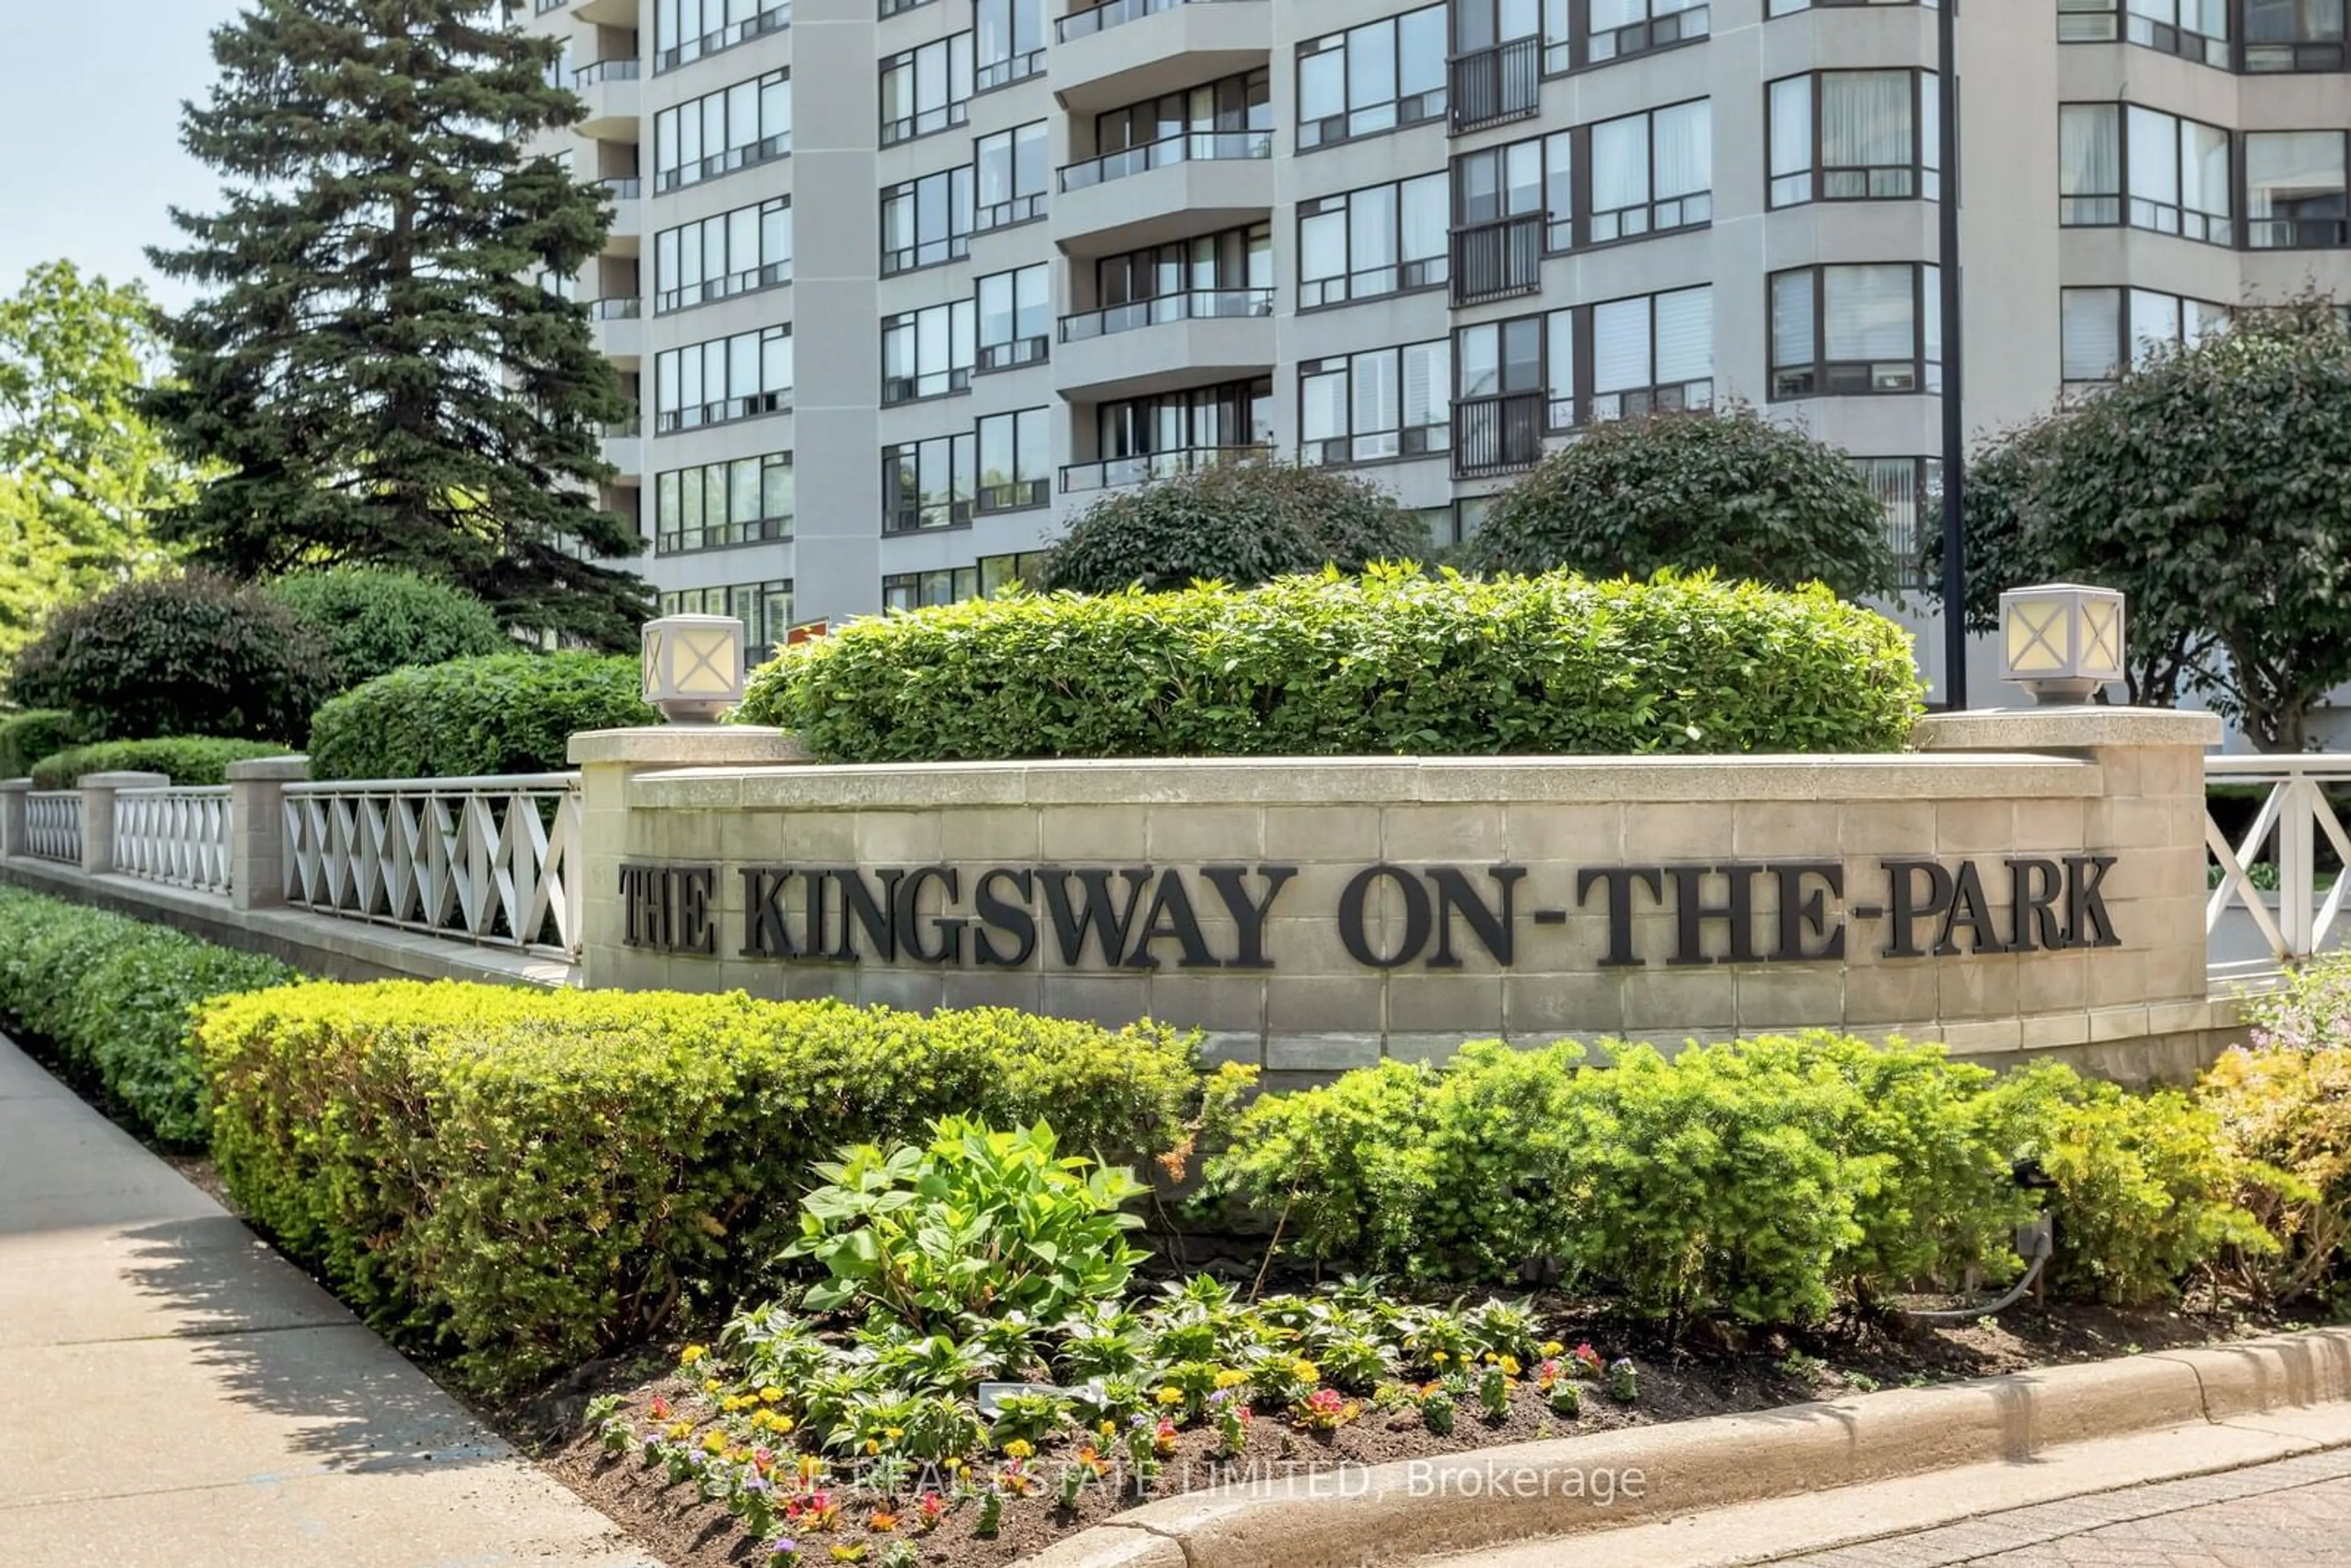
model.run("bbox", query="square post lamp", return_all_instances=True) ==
[642,613,746,725]
[1999,583,2124,705]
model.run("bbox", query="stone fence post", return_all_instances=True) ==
[77,771,169,877]
[227,756,309,912]
[0,779,26,860]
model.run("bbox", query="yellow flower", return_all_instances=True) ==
[1499,1356,1522,1377]
[1100,1420,1117,1438]
[702,1431,729,1454]
[1213,1370,1248,1390]
[863,1439,880,1456]
[1482,1353,1498,1366]
[680,1345,707,1367]
[702,1378,721,1394]
[665,1420,692,1441]
[945,1457,964,1472]
[1541,1341,1565,1358]
[1156,1386,1185,1407]
[883,1427,904,1441]
[1003,1439,1035,1460]
[721,1395,748,1412]
[1431,1351,1449,1365]
[759,1386,785,1405]
[1291,1359,1321,1384]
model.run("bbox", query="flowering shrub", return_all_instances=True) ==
[2249,953,2351,1053]
[2200,1046,2351,1303]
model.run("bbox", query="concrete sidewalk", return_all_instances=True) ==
[0,1035,655,1568]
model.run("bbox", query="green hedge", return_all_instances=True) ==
[29,737,294,790]
[0,710,91,779]
[269,566,510,688]
[0,887,300,1147]
[740,566,1925,762]
[306,652,655,781]
[197,981,1218,1392]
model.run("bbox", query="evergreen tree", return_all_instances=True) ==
[146,0,647,647]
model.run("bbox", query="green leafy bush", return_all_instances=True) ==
[741,566,1924,762]
[270,566,509,688]
[0,886,299,1146]
[2199,1046,2351,1304]
[0,709,91,779]
[7,569,334,743]
[1038,460,1431,595]
[29,736,292,789]
[1469,406,1897,601]
[2246,951,2351,1054]
[789,1117,1149,1327]
[195,980,1222,1391]
[306,651,654,780]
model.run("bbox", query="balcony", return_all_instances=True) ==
[1051,0,1271,114]
[1452,392,1545,478]
[1449,37,1540,135]
[1061,443,1267,495]
[572,58,642,140]
[596,178,644,246]
[1450,213,1544,306]
[587,298,642,364]
[601,416,643,477]
[1052,130,1273,254]
[1055,288,1273,400]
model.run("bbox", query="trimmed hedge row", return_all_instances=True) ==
[197,981,1218,1392]
[740,567,1925,763]
[0,887,300,1146]
[0,709,91,779]
[29,737,293,790]
[306,651,654,781]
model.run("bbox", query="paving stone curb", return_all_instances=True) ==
[1016,1328,2351,1568]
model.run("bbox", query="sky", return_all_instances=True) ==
[0,1,247,309]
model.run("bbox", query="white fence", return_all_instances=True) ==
[23,791,82,865]
[281,775,586,959]
[2207,754,2351,977]
[114,786,233,896]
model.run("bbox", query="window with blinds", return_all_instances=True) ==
[1768,71,1939,208]
[1769,265,1940,400]
[1299,339,1453,465]
[2062,287,2232,383]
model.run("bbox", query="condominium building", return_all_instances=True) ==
[520,0,2351,696]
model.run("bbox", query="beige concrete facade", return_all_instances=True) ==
[578,708,2243,1083]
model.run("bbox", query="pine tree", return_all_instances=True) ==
[146,0,647,647]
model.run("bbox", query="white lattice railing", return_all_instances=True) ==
[282,775,586,958]
[2207,755,2351,972]
[24,790,82,865]
[114,786,233,896]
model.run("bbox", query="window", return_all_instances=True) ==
[1069,72,1273,189]
[977,408,1052,512]
[975,0,1046,89]
[880,165,975,276]
[1068,379,1273,491]
[1451,285,1711,473]
[2244,0,2349,70]
[881,301,976,405]
[2246,130,2350,249]
[1070,225,1272,340]
[1300,340,1452,465]
[1452,132,1572,249]
[654,325,793,433]
[1583,285,1715,421]
[1295,4,1448,151]
[654,198,791,313]
[655,0,790,72]
[1855,458,1941,590]
[883,569,980,612]
[1770,264,1941,399]
[2059,104,2231,242]
[2060,287,2230,384]
[1297,174,1449,309]
[1768,71,1939,206]
[975,122,1049,230]
[656,452,795,553]
[2056,0,2229,65]
[660,580,794,662]
[1586,100,1711,241]
[880,35,973,146]
[979,551,1052,595]
[653,70,791,193]
[1576,0,1711,69]
[883,433,977,532]
[978,264,1052,372]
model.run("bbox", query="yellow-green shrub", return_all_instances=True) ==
[197,981,1215,1392]
[2200,1045,2351,1303]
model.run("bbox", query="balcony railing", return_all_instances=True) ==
[1449,36,1540,135]
[1059,130,1273,192]
[572,58,643,88]
[596,176,643,200]
[1452,392,1545,477]
[604,416,643,439]
[2249,214,2351,249]
[588,297,642,320]
[1450,213,1544,306]
[656,3,790,73]
[1061,443,1267,493]
[1056,0,1255,42]
[1060,287,1273,342]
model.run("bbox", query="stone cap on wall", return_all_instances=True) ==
[225,756,311,783]
[628,751,2103,811]
[1916,707,2221,752]
[569,725,808,768]
[78,771,171,789]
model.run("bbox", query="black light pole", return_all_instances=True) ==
[1937,0,1968,709]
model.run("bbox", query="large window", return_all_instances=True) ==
[1069,379,1273,491]
[1587,100,1712,242]
[1769,264,1941,400]
[2244,0,2348,69]
[660,580,794,662]
[1576,0,1711,67]
[654,70,791,194]
[1768,71,1939,207]
[880,166,975,276]
[977,408,1053,512]
[654,325,793,433]
[978,264,1052,373]
[1450,287,1712,474]
[883,568,980,612]
[654,198,791,314]
[2058,0,2230,63]
[880,36,973,147]
[1295,4,1448,152]
[1300,340,1452,466]
[655,0,790,73]
[975,0,1046,89]
[2246,131,2350,249]
[1070,225,1272,340]
[2058,103,2232,244]
[883,433,977,533]
[981,551,1052,595]
[2060,287,2230,384]
[1452,132,1572,252]
[975,122,1049,230]
[1297,173,1449,309]
[1071,72,1272,189]
[881,301,976,406]
[655,452,794,553]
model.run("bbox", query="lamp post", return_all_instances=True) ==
[641,613,747,725]
[1998,583,2123,705]
[1938,0,1968,710]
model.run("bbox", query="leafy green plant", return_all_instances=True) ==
[787,1117,1150,1330]
[739,565,1924,763]
[306,650,654,780]
[987,1391,1072,1448]
[28,736,291,789]
[0,708,90,778]
[2199,1046,2351,1303]
[2248,951,2351,1055]
[270,566,509,688]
